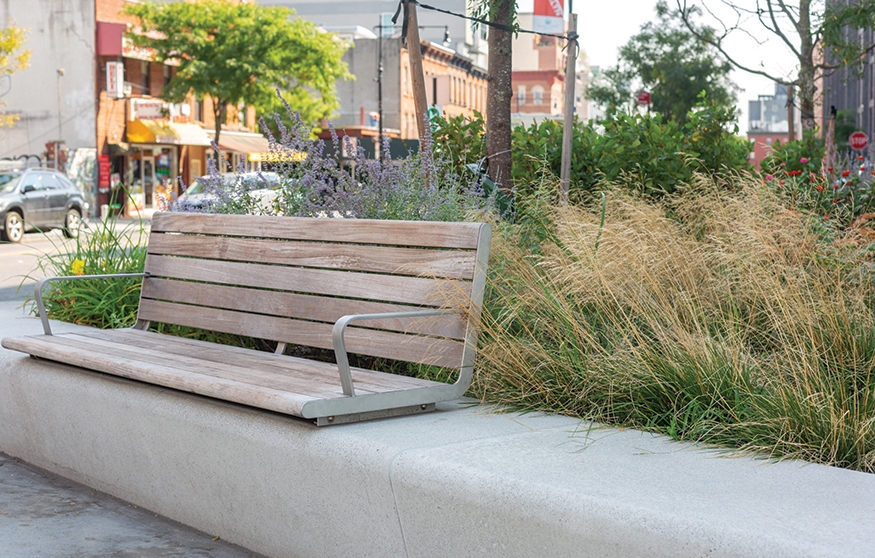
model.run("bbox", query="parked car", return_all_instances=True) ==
[174,172,281,213]
[0,168,87,243]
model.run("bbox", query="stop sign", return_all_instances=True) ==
[637,91,651,105]
[849,131,869,151]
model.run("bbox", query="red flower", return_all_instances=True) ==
[780,180,786,185]
[828,167,834,172]
[816,185,825,191]
[858,155,865,161]
[842,170,851,177]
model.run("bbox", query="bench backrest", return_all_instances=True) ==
[138,212,491,370]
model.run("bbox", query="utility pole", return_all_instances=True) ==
[559,7,578,205]
[377,24,385,163]
[404,0,429,139]
[56,68,65,143]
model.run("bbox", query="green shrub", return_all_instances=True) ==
[434,92,751,207]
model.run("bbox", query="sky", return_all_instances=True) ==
[516,0,802,134]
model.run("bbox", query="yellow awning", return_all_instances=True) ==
[217,132,270,154]
[127,120,213,146]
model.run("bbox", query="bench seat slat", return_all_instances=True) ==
[137,300,466,368]
[2,331,444,417]
[144,254,472,307]
[141,278,469,340]
[92,329,438,392]
[146,234,477,280]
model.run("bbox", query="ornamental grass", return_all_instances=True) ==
[473,175,875,472]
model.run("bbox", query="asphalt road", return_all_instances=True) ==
[0,229,73,303]
[0,220,148,302]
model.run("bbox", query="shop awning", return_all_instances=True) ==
[127,120,213,146]
[216,132,270,154]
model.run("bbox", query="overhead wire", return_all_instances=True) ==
[392,0,577,42]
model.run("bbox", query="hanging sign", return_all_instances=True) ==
[106,61,124,99]
[533,0,564,35]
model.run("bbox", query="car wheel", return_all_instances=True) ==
[63,208,82,239]
[2,211,24,243]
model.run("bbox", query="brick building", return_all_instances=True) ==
[96,0,267,214]
[511,13,567,126]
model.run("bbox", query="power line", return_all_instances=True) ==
[400,0,577,42]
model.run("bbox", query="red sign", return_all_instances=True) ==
[849,131,869,151]
[98,154,111,188]
[533,0,564,34]
[637,91,651,105]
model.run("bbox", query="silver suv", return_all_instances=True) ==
[0,168,86,243]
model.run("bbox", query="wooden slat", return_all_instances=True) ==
[5,334,318,416]
[146,234,477,280]
[38,332,356,398]
[143,254,473,307]
[150,212,484,250]
[141,278,469,340]
[87,328,439,391]
[137,300,465,368]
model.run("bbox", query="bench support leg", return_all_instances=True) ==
[315,403,436,426]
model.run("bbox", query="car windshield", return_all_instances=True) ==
[0,172,22,194]
[186,173,279,196]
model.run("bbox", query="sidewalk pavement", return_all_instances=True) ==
[0,299,265,558]
[0,453,265,558]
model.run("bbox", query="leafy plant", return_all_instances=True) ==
[185,105,496,222]
[26,216,148,329]
[762,133,875,228]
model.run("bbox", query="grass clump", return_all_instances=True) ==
[474,175,875,472]
[26,217,148,329]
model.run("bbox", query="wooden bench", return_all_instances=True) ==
[1,212,491,425]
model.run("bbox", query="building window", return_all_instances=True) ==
[140,61,150,96]
[517,86,526,106]
[239,103,247,127]
[533,86,544,106]
[163,65,171,89]
[194,98,203,122]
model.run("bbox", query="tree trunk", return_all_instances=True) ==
[212,96,225,149]
[796,0,817,133]
[212,97,225,171]
[485,0,514,196]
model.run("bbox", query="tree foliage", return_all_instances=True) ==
[124,0,351,143]
[589,2,737,123]
[0,19,30,128]
[676,0,875,132]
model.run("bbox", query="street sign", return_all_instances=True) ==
[637,91,651,105]
[850,131,869,151]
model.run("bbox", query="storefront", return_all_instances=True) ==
[211,131,271,173]
[125,119,212,211]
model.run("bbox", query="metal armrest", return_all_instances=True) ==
[34,272,147,335]
[331,309,458,397]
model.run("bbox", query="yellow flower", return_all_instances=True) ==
[70,259,85,276]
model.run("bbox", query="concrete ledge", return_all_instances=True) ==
[1,303,874,557]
